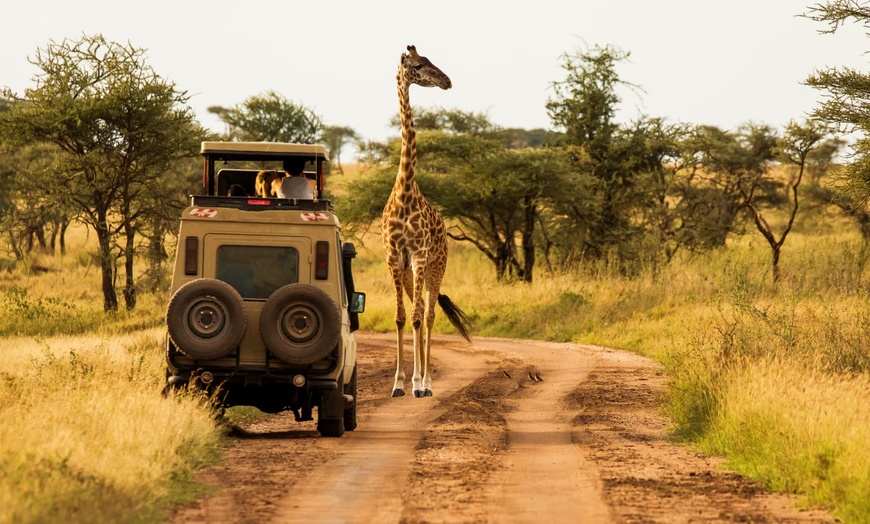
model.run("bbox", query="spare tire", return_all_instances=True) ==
[260,284,341,365]
[166,279,246,360]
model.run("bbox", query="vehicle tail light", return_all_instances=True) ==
[184,236,199,275]
[315,241,329,280]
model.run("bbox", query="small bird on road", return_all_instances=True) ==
[502,370,512,379]
[535,371,543,382]
[528,371,539,383]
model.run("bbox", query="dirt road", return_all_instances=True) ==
[169,333,837,523]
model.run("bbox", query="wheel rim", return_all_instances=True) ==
[279,303,321,343]
[185,298,227,339]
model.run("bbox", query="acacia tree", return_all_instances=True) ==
[389,106,499,136]
[741,120,825,282]
[681,124,779,249]
[421,133,571,282]
[804,1,870,205]
[320,125,358,174]
[0,143,73,258]
[545,44,697,269]
[208,91,322,143]
[0,34,205,311]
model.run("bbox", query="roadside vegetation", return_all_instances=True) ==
[0,230,223,523]
[0,330,222,523]
[347,216,870,521]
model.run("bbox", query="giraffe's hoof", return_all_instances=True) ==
[413,390,424,398]
[391,389,405,398]
[424,389,433,397]
[413,389,433,398]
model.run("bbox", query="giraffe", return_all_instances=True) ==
[382,45,472,398]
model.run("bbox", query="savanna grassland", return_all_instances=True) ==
[0,232,224,523]
[1,164,869,522]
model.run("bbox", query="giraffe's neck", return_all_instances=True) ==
[395,71,417,196]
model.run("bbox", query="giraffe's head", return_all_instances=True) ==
[400,45,452,90]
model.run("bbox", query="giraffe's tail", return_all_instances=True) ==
[437,294,472,342]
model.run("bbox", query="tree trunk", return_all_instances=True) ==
[48,226,57,255]
[96,214,118,312]
[148,220,168,271]
[495,242,510,281]
[59,218,69,256]
[521,197,536,283]
[858,212,870,242]
[123,221,137,310]
[34,225,47,253]
[772,245,781,283]
[8,231,23,261]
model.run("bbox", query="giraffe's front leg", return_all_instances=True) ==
[390,267,407,398]
[392,329,405,397]
[411,325,426,397]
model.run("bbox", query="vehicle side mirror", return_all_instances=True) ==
[349,292,366,314]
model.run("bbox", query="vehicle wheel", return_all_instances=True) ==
[166,279,246,360]
[260,284,341,365]
[344,365,358,431]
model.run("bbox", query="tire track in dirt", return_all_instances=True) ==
[267,334,486,523]
[486,339,612,523]
[399,367,515,523]
[169,333,838,524]
[400,338,613,523]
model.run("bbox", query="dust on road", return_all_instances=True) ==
[168,333,836,524]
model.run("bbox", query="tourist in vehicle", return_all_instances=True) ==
[275,158,314,199]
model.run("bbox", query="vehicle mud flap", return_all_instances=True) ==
[318,388,346,437]
[344,365,358,431]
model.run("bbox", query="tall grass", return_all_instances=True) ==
[0,331,222,523]
[0,227,220,523]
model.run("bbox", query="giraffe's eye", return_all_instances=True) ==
[413,64,425,70]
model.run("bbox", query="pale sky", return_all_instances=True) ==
[3,0,869,156]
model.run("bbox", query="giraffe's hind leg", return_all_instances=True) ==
[410,261,430,398]
[420,268,444,397]
[419,291,437,397]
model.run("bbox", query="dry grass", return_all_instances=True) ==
[710,358,870,519]
[0,330,222,523]
[0,226,220,523]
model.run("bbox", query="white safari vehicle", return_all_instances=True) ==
[164,141,365,437]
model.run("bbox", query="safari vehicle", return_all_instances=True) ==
[164,141,365,437]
